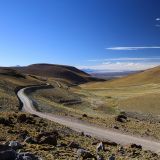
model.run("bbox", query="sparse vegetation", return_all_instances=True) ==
[30,84,160,142]
[0,112,159,160]
[26,66,160,143]
[13,64,100,84]
[0,68,42,111]
[0,65,160,159]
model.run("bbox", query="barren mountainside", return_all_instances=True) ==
[13,64,100,84]
[83,65,160,88]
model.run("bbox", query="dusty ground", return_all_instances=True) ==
[31,85,160,142]
[1,67,160,159]
[0,112,159,160]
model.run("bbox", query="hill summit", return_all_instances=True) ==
[13,63,100,84]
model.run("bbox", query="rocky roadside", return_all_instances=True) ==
[0,112,159,160]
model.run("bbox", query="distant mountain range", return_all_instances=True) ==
[1,63,154,83]
[83,69,142,79]
[84,65,160,88]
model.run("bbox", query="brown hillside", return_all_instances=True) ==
[0,68,43,111]
[13,63,100,84]
[82,65,160,88]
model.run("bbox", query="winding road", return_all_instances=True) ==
[17,85,160,154]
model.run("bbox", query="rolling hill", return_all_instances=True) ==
[0,64,102,112]
[82,65,160,89]
[0,68,43,111]
[80,65,160,115]
[0,66,160,159]
[13,63,101,84]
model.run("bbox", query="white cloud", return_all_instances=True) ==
[106,46,160,51]
[156,18,160,21]
[88,59,102,62]
[84,57,160,72]
[78,62,159,72]
[88,57,160,62]
[105,57,160,61]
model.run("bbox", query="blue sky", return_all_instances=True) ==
[0,0,160,71]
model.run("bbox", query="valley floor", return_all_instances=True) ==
[30,82,160,143]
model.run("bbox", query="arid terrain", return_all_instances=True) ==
[0,64,160,159]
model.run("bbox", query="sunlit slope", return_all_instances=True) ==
[0,68,42,111]
[80,66,160,115]
[82,66,160,89]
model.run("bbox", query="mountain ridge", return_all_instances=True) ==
[11,63,102,84]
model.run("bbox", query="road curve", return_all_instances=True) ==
[17,86,160,154]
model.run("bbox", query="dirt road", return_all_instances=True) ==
[17,86,160,154]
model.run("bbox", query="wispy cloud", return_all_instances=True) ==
[83,57,160,72]
[88,57,160,62]
[78,62,159,72]
[106,46,160,51]
[155,24,160,27]
[105,57,160,61]
[155,18,160,27]
[88,59,102,62]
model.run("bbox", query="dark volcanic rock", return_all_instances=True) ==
[97,154,105,160]
[24,137,36,144]
[130,144,142,150]
[39,135,57,146]
[96,142,105,152]
[0,144,17,160]
[0,149,17,160]
[0,144,11,151]
[82,114,88,118]
[37,131,58,146]
[19,130,29,140]
[115,114,127,123]
[109,154,116,160]
[17,114,27,123]
[36,130,58,140]
[113,125,119,129]
[68,141,80,149]
[77,148,96,159]
[8,141,22,150]
[0,143,41,160]
[0,117,13,126]
[16,152,40,160]
[103,140,117,146]
[17,114,36,124]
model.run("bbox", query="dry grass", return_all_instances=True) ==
[80,83,160,114]
[12,63,98,84]
[82,66,160,88]
[0,69,43,111]
[80,66,160,115]
[30,86,160,142]
[0,66,160,159]
[0,112,159,160]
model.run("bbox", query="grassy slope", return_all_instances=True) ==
[82,66,160,88]
[80,66,160,114]
[0,68,43,111]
